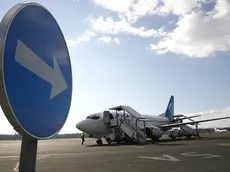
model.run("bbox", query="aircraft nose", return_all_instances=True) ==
[76,121,85,131]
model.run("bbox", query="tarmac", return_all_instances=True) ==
[0,132,230,172]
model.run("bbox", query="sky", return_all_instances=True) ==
[0,0,230,134]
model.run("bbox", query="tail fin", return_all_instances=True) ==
[165,95,174,120]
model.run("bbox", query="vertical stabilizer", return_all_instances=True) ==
[165,95,174,120]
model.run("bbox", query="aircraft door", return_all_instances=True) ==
[103,111,111,124]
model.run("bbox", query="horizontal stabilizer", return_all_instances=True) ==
[159,112,165,117]
[187,115,201,119]
[173,114,184,118]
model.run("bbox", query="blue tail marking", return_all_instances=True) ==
[165,95,174,120]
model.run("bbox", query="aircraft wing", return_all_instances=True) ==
[160,117,230,130]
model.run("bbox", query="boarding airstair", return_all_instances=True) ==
[109,105,147,143]
[168,113,201,139]
[181,125,195,135]
[169,125,199,140]
[180,125,199,137]
[118,118,146,143]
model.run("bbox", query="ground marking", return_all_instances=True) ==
[218,143,230,147]
[127,146,145,149]
[180,152,221,159]
[138,154,180,162]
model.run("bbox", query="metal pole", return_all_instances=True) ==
[19,137,38,172]
[136,118,139,144]
[144,120,146,134]
[195,123,200,138]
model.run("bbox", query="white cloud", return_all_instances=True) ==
[98,36,120,44]
[125,0,159,23]
[66,38,78,47]
[114,38,120,44]
[159,0,203,16]
[89,16,166,38]
[92,0,205,22]
[92,0,159,23]
[93,0,134,13]
[83,0,230,58]
[150,0,230,58]
[66,30,96,46]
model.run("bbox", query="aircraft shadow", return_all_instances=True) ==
[200,136,230,141]
[86,142,150,147]
[86,139,185,147]
[85,136,230,147]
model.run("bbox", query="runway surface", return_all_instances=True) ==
[0,132,230,172]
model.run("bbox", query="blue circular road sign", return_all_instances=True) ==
[0,3,72,139]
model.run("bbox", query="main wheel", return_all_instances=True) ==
[96,139,103,144]
[170,136,176,140]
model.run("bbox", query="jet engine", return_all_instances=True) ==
[146,126,164,139]
[171,118,183,123]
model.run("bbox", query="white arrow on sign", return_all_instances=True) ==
[138,154,180,162]
[15,39,67,99]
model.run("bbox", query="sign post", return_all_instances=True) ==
[19,138,38,171]
[0,3,72,172]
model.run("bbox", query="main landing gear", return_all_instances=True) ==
[96,138,103,145]
[106,138,111,144]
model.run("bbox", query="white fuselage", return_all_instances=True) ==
[76,110,170,136]
[214,128,227,133]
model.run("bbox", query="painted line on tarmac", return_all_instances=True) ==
[13,163,19,172]
[127,146,145,149]
[2,150,122,160]
[218,143,230,147]
[2,148,143,161]
[0,155,19,159]
[13,155,50,172]
[0,151,114,159]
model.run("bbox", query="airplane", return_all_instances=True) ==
[214,128,228,133]
[76,96,230,144]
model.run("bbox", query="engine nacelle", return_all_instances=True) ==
[147,126,164,139]
[171,118,183,123]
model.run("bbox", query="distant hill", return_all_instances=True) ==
[0,133,90,141]
[1,127,230,141]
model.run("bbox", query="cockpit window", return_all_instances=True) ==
[92,115,100,120]
[86,115,100,120]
